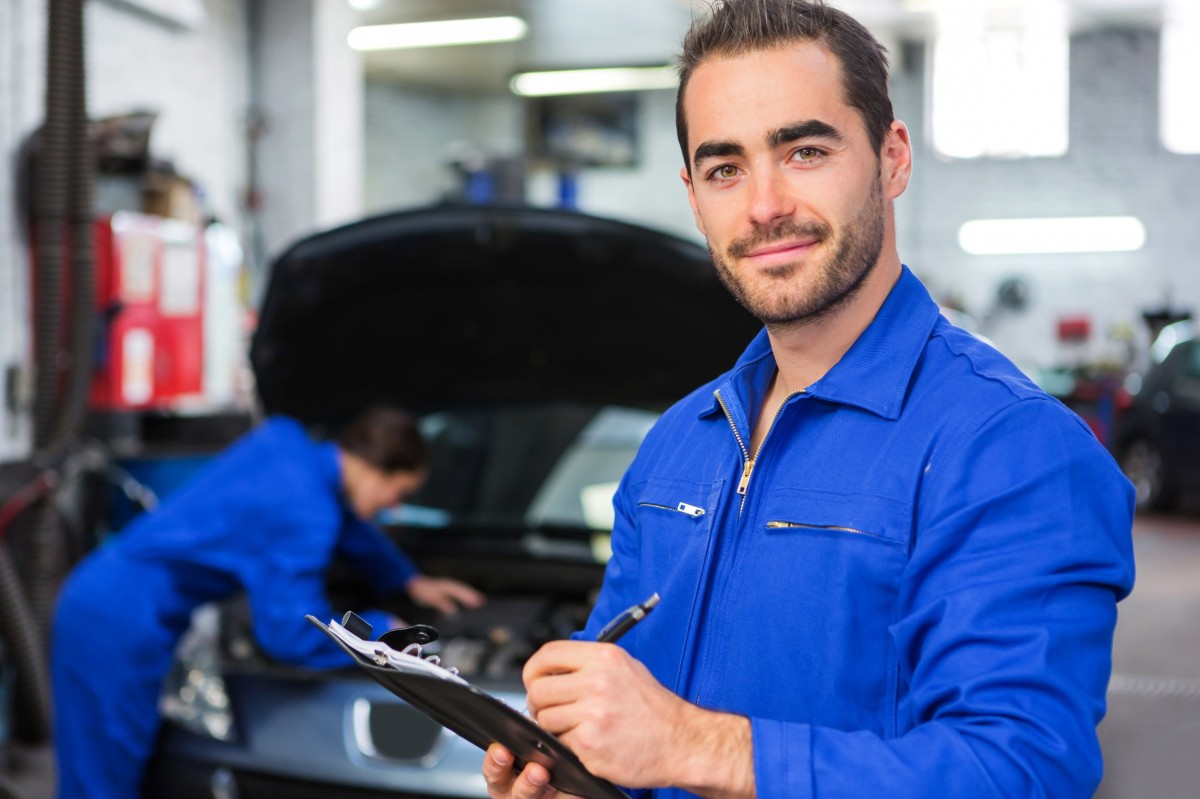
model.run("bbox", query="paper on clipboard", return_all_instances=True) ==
[308,615,629,799]
[323,619,469,684]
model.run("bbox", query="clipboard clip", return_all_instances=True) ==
[340,611,440,651]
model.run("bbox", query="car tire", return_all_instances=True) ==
[1120,437,1175,513]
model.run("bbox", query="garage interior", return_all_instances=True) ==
[2,0,1200,797]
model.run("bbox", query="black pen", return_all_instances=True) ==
[596,592,661,643]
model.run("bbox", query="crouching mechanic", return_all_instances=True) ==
[52,406,484,799]
[483,1,1136,798]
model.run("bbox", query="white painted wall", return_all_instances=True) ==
[87,0,249,230]
[254,0,365,264]
[0,0,47,463]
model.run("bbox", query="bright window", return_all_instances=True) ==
[1161,1,1200,154]
[929,0,1069,159]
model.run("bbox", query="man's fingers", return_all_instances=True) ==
[450,581,486,608]
[515,762,555,799]
[483,743,515,785]
[483,743,557,799]
[523,640,606,684]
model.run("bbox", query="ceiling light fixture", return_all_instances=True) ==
[510,66,678,97]
[347,16,527,51]
[958,217,1147,255]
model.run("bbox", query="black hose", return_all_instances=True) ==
[8,0,93,745]
[57,0,96,446]
[0,545,53,744]
[30,0,95,646]
[31,0,73,449]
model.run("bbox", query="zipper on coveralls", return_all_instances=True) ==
[766,521,878,537]
[637,501,707,517]
[714,388,804,514]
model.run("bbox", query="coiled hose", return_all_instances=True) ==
[2,0,94,745]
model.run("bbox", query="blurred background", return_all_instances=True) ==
[1,0,1199,796]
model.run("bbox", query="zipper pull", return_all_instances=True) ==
[737,459,755,495]
[676,502,705,517]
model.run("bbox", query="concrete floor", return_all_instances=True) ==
[7,512,1200,798]
[1098,512,1200,799]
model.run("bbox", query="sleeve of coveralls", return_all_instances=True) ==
[570,466,650,799]
[750,398,1136,799]
[335,516,419,597]
[573,466,643,643]
[247,503,397,669]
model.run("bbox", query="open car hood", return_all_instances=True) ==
[250,204,760,425]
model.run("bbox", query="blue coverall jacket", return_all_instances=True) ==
[51,416,418,799]
[578,267,1136,798]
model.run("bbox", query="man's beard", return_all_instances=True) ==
[710,178,886,328]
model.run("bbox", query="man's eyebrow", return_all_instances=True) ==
[768,120,844,149]
[692,140,745,169]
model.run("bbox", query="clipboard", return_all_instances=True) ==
[307,614,629,799]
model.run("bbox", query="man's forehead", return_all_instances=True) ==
[683,43,857,147]
[686,43,843,104]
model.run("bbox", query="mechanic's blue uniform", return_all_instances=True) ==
[51,416,418,799]
[579,267,1136,798]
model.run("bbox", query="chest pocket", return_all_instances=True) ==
[762,487,912,546]
[631,476,722,606]
[751,486,910,664]
[753,487,911,605]
[702,487,912,735]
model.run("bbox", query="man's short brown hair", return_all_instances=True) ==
[335,406,430,474]
[675,0,895,170]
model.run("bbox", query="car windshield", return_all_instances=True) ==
[378,403,660,534]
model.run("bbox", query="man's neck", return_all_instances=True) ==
[765,253,903,393]
[745,253,902,456]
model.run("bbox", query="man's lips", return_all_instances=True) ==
[740,238,820,262]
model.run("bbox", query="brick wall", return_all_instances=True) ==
[896,28,1200,374]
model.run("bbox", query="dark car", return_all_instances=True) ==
[143,203,760,798]
[1112,321,1200,512]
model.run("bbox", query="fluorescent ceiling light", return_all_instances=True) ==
[510,66,678,97]
[958,217,1147,255]
[347,16,526,51]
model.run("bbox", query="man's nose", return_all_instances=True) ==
[747,168,795,227]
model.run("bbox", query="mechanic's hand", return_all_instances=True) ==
[522,640,697,788]
[406,574,486,615]
[522,641,755,796]
[483,743,577,799]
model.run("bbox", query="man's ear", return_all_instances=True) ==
[681,166,708,238]
[880,120,913,201]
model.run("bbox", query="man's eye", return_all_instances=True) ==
[792,147,822,162]
[711,165,739,180]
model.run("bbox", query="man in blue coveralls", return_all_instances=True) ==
[484,1,1136,797]
[52,406,484,798]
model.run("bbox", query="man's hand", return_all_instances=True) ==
[503,640,754,799]
[406,575,486,615]
[483,743,578,799]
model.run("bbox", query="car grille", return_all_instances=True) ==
[353,699,443,762]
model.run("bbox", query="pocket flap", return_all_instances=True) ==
[762,487,912,546]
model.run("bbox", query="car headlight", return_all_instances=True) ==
[159,603,236,742]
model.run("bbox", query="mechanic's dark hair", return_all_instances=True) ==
[675,0,894,172]
[335,406,430,474]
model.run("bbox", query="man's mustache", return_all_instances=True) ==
[727,219,832,259]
